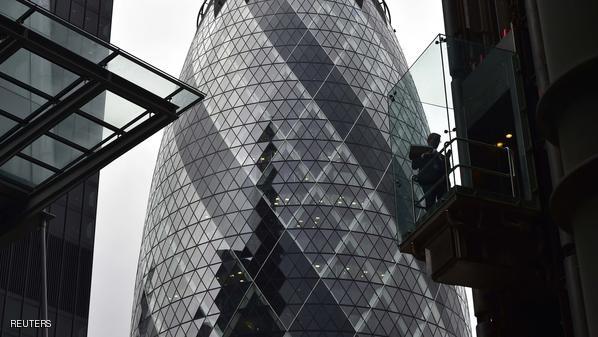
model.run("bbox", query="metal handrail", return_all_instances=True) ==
[409,137,517,224]
[412,136,512,182]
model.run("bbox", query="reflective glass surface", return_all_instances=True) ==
[170,89,200,113]
[0,0,28,20]
[0,155,54,186]
[107,55,179,98]
[24,12,113,64]
[131,1,471,337]
[51,113,111,150]
[0,49,78,96]
[81,90,145,128]
[0,115,18,138]
[0,77,46,120]
[22,134,83,170]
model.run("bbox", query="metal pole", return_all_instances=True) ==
[444,145,450,191]
[40,210,52,337]
[410,175,417,225]
[505,147,515,198]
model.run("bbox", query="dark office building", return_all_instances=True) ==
[0,0,113,336]
[131,0,470,337]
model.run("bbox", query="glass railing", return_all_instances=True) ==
[409,137,516,224]
[390,34,530,242]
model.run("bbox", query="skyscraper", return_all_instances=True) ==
[0,0,112,336]
[131,0,470,336]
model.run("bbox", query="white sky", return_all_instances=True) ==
[88,1,475,336]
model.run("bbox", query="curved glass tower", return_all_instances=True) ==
[131,0,471,336]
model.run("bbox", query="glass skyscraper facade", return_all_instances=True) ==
[131,0,470,336]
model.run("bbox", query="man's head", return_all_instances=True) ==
[427,133,441,149]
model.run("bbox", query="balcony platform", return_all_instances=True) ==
[399,186,540,289]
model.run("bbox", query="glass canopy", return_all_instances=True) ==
[0,0,205,223]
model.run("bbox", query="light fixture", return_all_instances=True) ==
[237,271,242,275]
[315,264,320,268]
[506,133,513,139]
[496,142,504,148]
[346,267,350,271]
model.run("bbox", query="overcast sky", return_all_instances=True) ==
[87,1,472,337]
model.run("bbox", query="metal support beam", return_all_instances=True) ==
[25,113,175,216]
[0,81,103,167]
[0,37,21,65]
[0,14,179,119]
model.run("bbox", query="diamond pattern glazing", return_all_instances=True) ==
[131,1,471,337]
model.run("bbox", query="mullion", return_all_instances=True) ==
[15,152,60,173]
[97,50,119,67]
[84,125,125,155]
[84,111,163,155]
[0,37,21,65]
[24,77,86,123]
[15,8,35,24]
[44,132,91,154]
[51,151,88,176]
[0,108,25,124]
[74,110,123,134]
[119,111,150,133]
[19,116,166,191]
[164,86,184,101]
[0,71,54,101]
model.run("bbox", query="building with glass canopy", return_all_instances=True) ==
[0,1,204,336]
